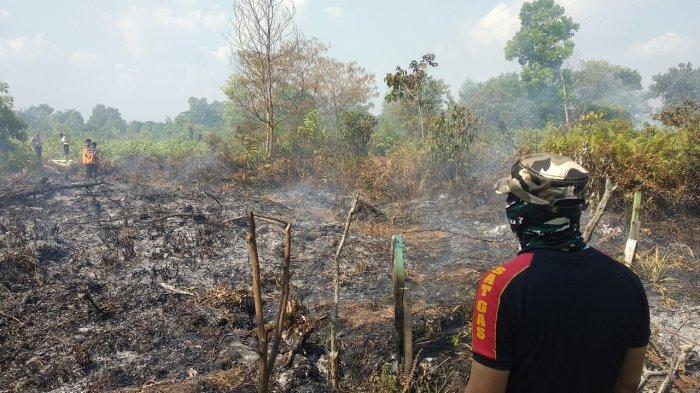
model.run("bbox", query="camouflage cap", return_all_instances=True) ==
[495,153,590,208]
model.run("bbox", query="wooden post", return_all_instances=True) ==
[245,212,268,393]
[267,223,291,373]
[582,176,618,243]
[624,191,642,266]
[329,196,360,390]
[392,235,405,360]
[401,287,413,375]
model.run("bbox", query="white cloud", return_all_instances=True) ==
[628,32,693,58]
[116,7,227,56]
[0,34,56,58]
[283,0,309,10]
[201,45,228,60]
[325,6,345,18]
[467,1,523,47]
[68,51,97,65]
[0,9,11,20]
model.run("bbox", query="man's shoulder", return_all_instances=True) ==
[476,253,534,300]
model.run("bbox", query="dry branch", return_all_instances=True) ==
[330,195,360,389]
[582,176,617,243]
[0,180,102,205]
[657,345,693,393]
[158,283,195,296]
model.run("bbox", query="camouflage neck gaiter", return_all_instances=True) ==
[505,195,586,253]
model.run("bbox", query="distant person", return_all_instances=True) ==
[91,141,100,176]
[30,132,42,159]
[465,153,649,393]
[82,139,96,179]
[59,133,70,159]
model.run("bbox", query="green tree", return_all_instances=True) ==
[571,60,647,120]
[49,109,85,135]
[87,104,127,138]
[177,97,223,128]
[19,104,54,131]
[459,73,536,132]
[385,53,440,138]
[649,63,700,108]
[340,110,377,156]
[0,82,27,154]
[505,0,579,125]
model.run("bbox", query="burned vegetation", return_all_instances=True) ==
[0,155,698,393]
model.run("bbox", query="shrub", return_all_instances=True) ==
[523,113,699,205]
[340,110,378,156]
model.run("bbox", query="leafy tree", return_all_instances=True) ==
[309,56,378,124]
[340,110,377,156]
[571,60,647,120]
[19,104,54,131]
[428,103,479,183]
[505,0,579,125]
[177,97,223,128]
[649,63,700,108]
[385,53,440,138]
[0,82,27,154]
[652,100,700,130]
[49,109,85,135]
[87,104,127,137]
[459,73,536,131]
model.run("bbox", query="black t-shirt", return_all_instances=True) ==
[471,247,650,393]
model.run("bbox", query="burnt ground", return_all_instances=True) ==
[0,161,698,393]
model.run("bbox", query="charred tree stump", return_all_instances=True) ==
[329,195,360,390]
[624,191,642,266]
[582,176,617,243]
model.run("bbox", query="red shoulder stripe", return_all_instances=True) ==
[472,252,533,360]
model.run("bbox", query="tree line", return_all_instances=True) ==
[2,0,699,161]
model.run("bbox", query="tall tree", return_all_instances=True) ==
[0,82,27,154]
[19,104,54,131]
[505,0,579,126]
[87,104,127,138]
[227,0,303,158]
[309,56,378,124]
[649,63,700,108]
[49,109,86,135]
[571,60,647,120]
[459,73,536,132]
[384,53,440,138]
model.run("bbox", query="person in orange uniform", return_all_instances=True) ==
[82,139,96,179]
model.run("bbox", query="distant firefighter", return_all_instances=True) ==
[30,132,42,159]
[82,139,96,179]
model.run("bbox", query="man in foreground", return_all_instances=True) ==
[465,153,649,393]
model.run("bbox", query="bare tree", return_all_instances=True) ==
[227,0,303,158]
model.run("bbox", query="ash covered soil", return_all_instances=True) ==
[0,163,698,392]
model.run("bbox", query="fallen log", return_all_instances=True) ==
[0,180,102,205]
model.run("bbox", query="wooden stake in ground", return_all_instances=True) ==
[392,234,406,360]
[244,211,294,393]
[401,287,413,375]
[624,191,642,266]
[245,212,269,393]
[582,176,618,243]
[329,195,360,390]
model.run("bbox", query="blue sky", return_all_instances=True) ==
[1,0,698,121]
